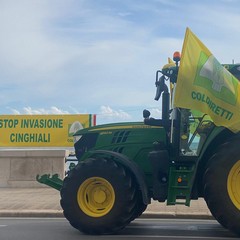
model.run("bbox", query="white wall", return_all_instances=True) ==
[0,150,68,187]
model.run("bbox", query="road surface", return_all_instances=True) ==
[0,218,238,240]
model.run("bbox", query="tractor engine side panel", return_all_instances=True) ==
[74,124,167,189]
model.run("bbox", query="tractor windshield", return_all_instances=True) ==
[178,109,214,156]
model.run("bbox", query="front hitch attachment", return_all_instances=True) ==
[36,174,63,191]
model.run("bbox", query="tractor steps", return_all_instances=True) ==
[167,164,195,206]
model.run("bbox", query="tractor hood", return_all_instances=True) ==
[73,121,166,161]
[74,121,160,136]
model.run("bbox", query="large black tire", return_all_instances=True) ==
[60,158,138,234]
[130,190,147,221]
[203,136,240,236]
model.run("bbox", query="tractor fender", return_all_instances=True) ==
[89,150,150,205]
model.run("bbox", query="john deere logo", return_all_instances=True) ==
[194,52,238,105]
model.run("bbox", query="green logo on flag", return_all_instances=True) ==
[194,52,238,105]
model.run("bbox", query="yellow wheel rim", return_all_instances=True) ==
[227,160,240,210]
[77,177,115,217]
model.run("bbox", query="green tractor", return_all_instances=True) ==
[37,57,240,236]
[60,59,240,235]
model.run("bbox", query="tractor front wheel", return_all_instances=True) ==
[203,136,240,236]
[60,158,137,234]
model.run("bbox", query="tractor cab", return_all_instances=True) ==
[144,52,214,160]
[144,53,240,160]
[143,53,240,206]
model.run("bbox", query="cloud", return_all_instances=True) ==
[7,105,135,125]
[8,106,69,115]
[148,108,162,119]
[6,104,162,129]
[97,105,132,124]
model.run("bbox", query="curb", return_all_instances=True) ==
[0,210,213,219]
[0,210,64,218]
[141,212,214,220]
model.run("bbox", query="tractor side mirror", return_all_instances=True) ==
[143,109,151,119]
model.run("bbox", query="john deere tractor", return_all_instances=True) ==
[38,55,240,236]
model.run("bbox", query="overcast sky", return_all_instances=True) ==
[1,0,240,124]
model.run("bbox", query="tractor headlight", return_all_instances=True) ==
[74,135,82,143]
[74,133,98,160]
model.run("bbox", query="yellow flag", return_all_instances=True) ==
[174,28,240,133]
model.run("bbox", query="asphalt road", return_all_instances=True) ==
[0,218,238,240]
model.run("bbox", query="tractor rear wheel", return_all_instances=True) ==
[203,136,240,236]
[60,158,138,234]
